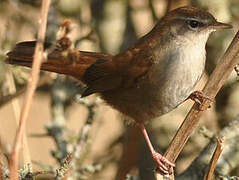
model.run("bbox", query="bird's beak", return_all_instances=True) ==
[211,21,233,30]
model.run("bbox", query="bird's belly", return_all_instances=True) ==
[101,68,203,123]
[156,74,197,114]
[101,51,205,123]
[101,84,165,123]
[154,63,204,115]
[101,73,200,123]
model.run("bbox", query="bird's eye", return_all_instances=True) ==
[188,20,200,29]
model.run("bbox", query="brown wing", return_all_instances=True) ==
[82,45,154,96]
[81,58,123,96]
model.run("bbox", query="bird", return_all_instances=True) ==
[5,6,232,174]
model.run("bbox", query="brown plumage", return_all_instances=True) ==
[5,6,232,173]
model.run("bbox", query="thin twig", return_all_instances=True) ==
[156,28,239,179]
[166,0,173,12]
[70,101,97,176]
[0,147,3,180]
[203,137,225,180]
[0,130,11,157]
[0,74,54,108]
[55,154,72,180]
[72,103,96,160]
[0,87,25,107]
[9,1,51,180]
[177,117,239,180]
[148,0,158,21]
[6,70,32,166]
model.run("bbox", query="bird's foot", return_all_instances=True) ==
[139,124,175,174]
[152,151,175,174]
[188,91,213,110]
[189,90,212,104]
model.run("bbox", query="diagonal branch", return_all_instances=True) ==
[156,28,239,179]
[9,1,51,180]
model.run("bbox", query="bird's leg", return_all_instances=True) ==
[139,124,175,174]
[188,90,213,105]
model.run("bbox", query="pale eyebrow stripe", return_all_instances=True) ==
[172,17,209,25]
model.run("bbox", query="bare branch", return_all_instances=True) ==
[177,116,239,180]
[9,1,51,179]
[0,147,3,180]
[71,101,96,166]
[0,74,54,108]
[203,137,225,180]
[156,28,239,179]
[56,154,72,180]
[6,70,32,166]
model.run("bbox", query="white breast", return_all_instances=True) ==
[155,30,213,114]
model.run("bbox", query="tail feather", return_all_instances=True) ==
[6,41,51,62]
[6,41,113,82]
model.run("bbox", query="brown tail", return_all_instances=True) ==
[6,41,113,82]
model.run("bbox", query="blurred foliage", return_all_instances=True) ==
[0,0,238,180]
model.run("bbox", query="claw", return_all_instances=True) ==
[152,151,175,174]
[188,90,213,110]
[157,166,171,175]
